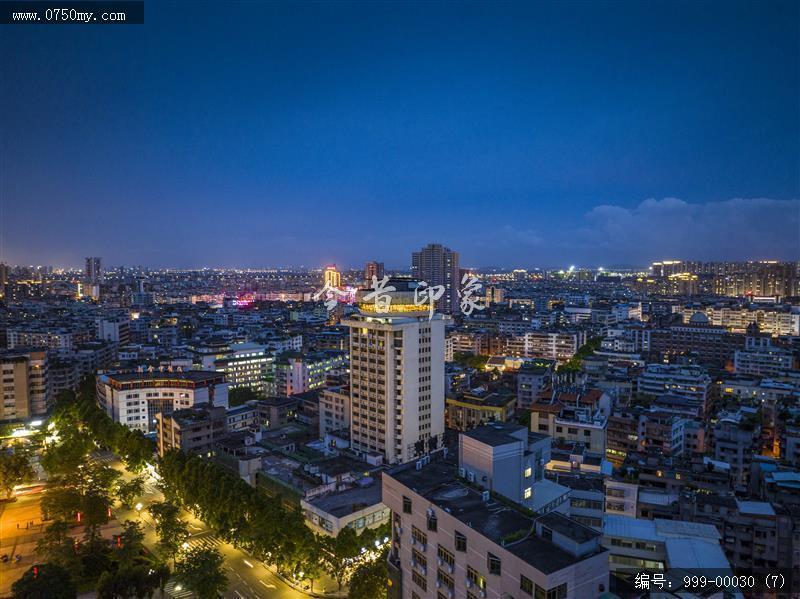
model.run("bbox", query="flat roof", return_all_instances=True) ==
[105,370,223,383]
[736,500,776,516]
[388,459,605,574]
[307,478,385,518]
[462,422,526,447]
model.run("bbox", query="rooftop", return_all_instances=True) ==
[388,457,605,574]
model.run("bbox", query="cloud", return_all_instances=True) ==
[578,197,800,263]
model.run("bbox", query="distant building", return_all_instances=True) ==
[0,349,48,421]
[515,359,555,408]
[96,316,131,345]
[323,265,341,288]
[411,243,460,314]
[637,363,711,409]
[364,261,385,284]
[96,370,229,433]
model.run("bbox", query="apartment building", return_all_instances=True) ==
[383,456,609,599]
[0,349,48,421]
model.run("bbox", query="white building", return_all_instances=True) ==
[96,370,229,433]
[637,363,711,408]
[213,342,273,394]
[343,279,445,465]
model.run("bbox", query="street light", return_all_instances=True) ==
[181,542,190,550]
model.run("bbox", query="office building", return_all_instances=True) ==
[213,342,273,394]
[343,279,445,464]
[411,243,460,314]
[319,385,350,437]
[1,349,48,421]
[96,370,229,433]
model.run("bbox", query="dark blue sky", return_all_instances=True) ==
[1,0,798,269]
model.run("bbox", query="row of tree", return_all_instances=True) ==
[28,379,388,598]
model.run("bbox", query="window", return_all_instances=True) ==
[521,574,534,595]
[412,549,427,570]
[437,545,455,567]
[524,467,532,478]
[467,566,486,591]
[547,583,568,599]
[412,526,427,548]
[403,495,412,514]
[523,487,532,499]
[427,512,438,532]
[455,531,467,552]
[412,570,427,591]
[541,527,552,542]
[487,552,501,575]
[437,569,454,590]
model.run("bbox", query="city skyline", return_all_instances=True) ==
[1,1,798,268]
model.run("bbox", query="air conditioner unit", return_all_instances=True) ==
[481,490,490,502]
[415,460,423,470]
[458,467,466,478]
[427,507,435,517]
[436,581,442,589]
[448,590,454,599]
[437,557,443,566]
[467,471,475,483]
[466,580,473,589]
[479,590,486,598]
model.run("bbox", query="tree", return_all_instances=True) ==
[321,526,360,590]
[228,386,260,407]
[148,501,188,563]
[11,563,77,599]
[36,520,79,570]
[97,565,159,599]
[115,477,145,509]
[0,450,34,499]
[116,520,145,566]
[175,546,228,599]
[348,554,387,599]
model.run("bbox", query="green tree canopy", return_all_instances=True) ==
[0,450,34,499]
[11,563,77,599]
[175,546,228,599]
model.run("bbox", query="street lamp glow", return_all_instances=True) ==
[181,542,190,550]
[135,502,143,511]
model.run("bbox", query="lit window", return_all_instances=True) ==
[524,467,532,478]
[523,487,532,499]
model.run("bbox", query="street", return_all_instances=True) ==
[0,451,311,599]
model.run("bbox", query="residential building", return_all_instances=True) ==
[411,243,460,314]
[156,403,228,457]
[383,455,610,599]
[319,385,351,437]
[273,350,347,396]
[637,363,711,409]
[0,349,48,421]
[445,389,516,431]
[515,359,555,409]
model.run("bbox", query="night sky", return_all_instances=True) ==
[1,0,798,269]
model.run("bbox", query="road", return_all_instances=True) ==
[104,451,314,599]
[0,451,313,599]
